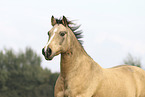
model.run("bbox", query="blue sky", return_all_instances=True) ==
[0,0,145,72]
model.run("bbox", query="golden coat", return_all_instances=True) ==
[42,16,145,97]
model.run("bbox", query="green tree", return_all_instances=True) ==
[49,73,59,97]
[123,53,142,68]
[0,47,59,97]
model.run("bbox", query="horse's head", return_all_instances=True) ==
[42,16,73,60]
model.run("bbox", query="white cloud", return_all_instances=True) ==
[94,33,145,55]
[109,35,145,54]
[94,32,109,44]
[1,0,145,72]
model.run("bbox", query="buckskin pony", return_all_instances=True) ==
[42,16,145,97]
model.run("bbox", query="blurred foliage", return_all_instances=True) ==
[0,48,59,97]
[123,53,142,68]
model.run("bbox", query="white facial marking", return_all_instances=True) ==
[54,28,57,33]
[44,28,57,52]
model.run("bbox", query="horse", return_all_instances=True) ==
[42,16,145,97]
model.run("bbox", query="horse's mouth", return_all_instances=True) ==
[45,55,53,60]
[44,51,55,60]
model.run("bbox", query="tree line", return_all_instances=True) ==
[0,48,143,97]
[0,48,59,97]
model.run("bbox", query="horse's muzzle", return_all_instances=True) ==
[42,47,52,60]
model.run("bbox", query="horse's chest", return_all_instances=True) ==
[63,81,81,97]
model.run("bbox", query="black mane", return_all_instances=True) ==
[55,17,83,45]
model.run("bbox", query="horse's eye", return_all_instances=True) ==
[60,32,66,36]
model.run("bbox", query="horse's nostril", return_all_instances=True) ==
[42,48,45,56]
[47,47,52,56]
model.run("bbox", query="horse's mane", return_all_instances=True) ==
[54,17,83,45]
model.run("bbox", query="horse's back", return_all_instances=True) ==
[109,65,145,97]
[127,65,145,97]
[95,65,145,97]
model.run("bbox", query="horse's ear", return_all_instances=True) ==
[62,16,68,26]
[51,16,57,26]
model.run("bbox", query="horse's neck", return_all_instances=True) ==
[60,38,103,78]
